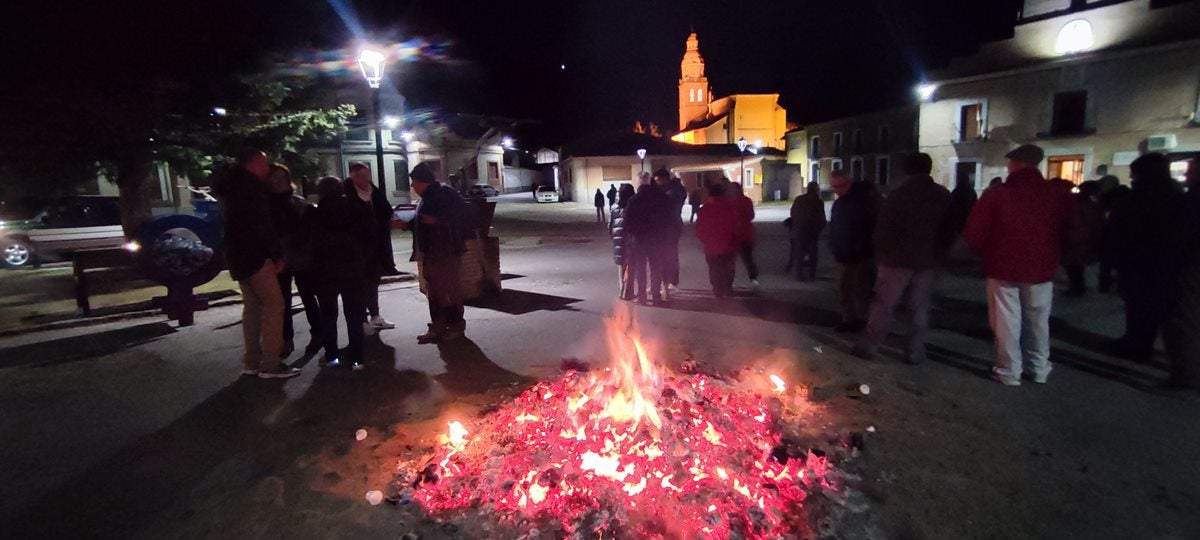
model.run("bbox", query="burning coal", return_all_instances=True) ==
[394,305,846,538]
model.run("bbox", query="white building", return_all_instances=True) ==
[918,0,1200,190]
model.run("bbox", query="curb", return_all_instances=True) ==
[0,273,417,338]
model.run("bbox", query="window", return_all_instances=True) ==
[959,103,983,140]
[811,162,821,185]
[393,160,410,192]
[877,157,890,186]
[810,136,821,158]
[852,129,863,152]
[344,128,372,142]
[1051,91,1088,135]
[689,88,695,102]
[697,88,704,102]
[878,126,890,151]
[832,158,843,171]
[955,161,978,190]
[850,157,864,181]
[833,132,843,155]
[488,161,500,181]
[1047,154,1086,184]
[743,168,755,186]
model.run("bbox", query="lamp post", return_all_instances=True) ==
[736,137,748,185]
[636,148,647,172]
[358,48,388,195]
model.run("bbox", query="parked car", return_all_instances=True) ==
[463,184,500,199]
[0,195,123,268]
[535,186,560,203]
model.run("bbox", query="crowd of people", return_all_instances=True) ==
[214,151,470,379]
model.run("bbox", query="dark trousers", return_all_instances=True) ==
[1065,264,1087,294]
[1119,271,1170,354]
[791,238,819,281]
[423,255,465,333]
[595,207,606,223]
[740,241,759,280]
[364,273,381,318]
[838,262,875,324]
[278,273,321,343]
[630,240,666,302]
[318,284,366,362]
[663,234,681,287]
[706,253,736,298]
[1165,267,1200,388]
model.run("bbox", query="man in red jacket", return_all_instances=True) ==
[696,182,740,298]
[964,144,1075,386]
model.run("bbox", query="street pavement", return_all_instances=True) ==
[1,193,1197,539]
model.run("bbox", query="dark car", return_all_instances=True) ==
[463,184,500,199]
[0,195,123,268]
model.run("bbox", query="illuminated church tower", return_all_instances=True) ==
[678,32,711,130]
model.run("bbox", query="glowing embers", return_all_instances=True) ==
[407,307,833,537]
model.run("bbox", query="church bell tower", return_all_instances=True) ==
[678,32,711,130]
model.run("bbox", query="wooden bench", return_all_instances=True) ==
[70,247,139,316]
[27,225,127,268]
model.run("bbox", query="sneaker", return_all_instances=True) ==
[258,365,302,379]
[370,316,396,329]
[363,322,377,337]
[1031,368,1052,384]
[319,357,341,368]
[417,330,442,344]
[241,369,259,376]
[991,367,1021,386]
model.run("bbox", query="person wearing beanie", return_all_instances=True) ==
[399,161,470,344]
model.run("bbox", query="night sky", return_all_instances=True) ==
[6,0,1019,147]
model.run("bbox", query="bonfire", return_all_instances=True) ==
[390,305,855,539]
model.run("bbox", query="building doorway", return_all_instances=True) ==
[1047,154,1085,185]
[955,161,978,190]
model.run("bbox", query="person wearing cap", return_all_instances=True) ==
[963,144,1077,386]
[346,162,397,336]
[400,162,470,343]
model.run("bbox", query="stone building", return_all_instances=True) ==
[803,106,919,190]
[918,0,1200,189]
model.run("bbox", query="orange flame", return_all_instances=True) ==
[769,374,786,394]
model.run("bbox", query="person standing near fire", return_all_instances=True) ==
[345,163,397,337]
[655,169,687,300]
[731,182,759,289]
[400,162,471,344]
[608,183,637,300]
[696,181,740,298]
[828,170,879,333]
[624,171,674,305]
[789,181,825,282]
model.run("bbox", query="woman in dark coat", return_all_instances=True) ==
[266,164,321,357]
[609,183,636,300]
[306,176,371,371]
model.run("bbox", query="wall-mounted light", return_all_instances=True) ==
[383,116,399,129]
[1055,19,1094,55]
[916,83,937,101]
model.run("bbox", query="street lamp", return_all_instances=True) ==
[636,148,647,172]
[358,48,388,195]
[736,137,748,185]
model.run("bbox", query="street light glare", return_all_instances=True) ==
[358,48,386,89]
[401,131,415,142]
[383,116,399,129]
[636,148,647,160]
[502,136,515,149]
[916,83,937,101]
[212,107,227,116]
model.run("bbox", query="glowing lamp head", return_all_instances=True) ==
[736,137,748,153]
[916,83,937,101]
[636,148,647,160]
[212,107,227,116]
[383,116,399,129]
[357,48,386,89]
[122,241,141,253]
[1055,19,1094,55]
[502,136,515,149]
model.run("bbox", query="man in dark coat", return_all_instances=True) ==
[789,181,825,281]
[828,170,879,332]
[213,150,298,379]
[402,162,470,343]
[732,182,758,288]
[606,184,617,209]
[853,154,952,363]
[656,170,687,299]
[624,171,674,305]
[346,162,397,336]
[1108,153,1188,362]
[594,188,606,224]
[306,176,369,371]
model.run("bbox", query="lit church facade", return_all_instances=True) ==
[671,33,790,151]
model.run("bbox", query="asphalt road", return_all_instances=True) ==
[1,193,1197,539]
